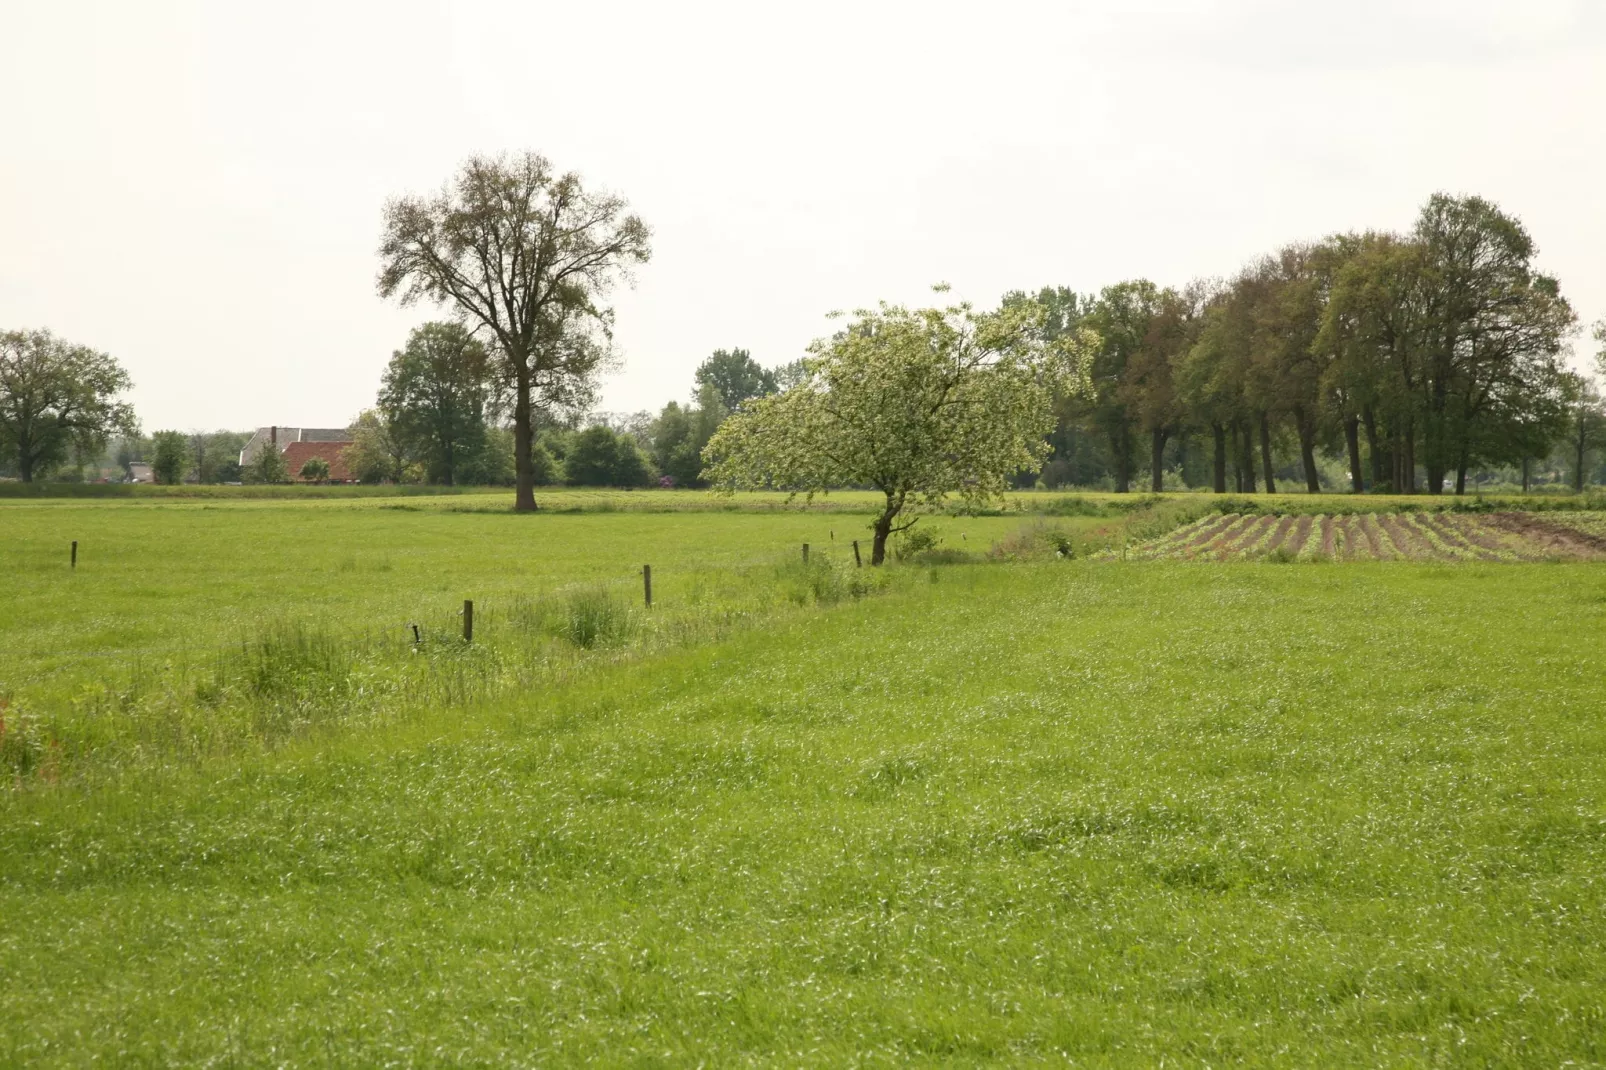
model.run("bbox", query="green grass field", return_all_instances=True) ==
[4,493,1606,1065]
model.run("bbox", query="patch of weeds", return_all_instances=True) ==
[989,522,1079,561]
[238,621,352,699]
[894,526,981,565]
[1211,496,1263,516]
[1038,495,1107,517]
[0,697,50,780]
[893,526,943,561]
[557,587,634,649]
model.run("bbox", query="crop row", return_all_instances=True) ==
[1130,512,1606,562]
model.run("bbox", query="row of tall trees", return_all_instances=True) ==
[1011,194,1590,494]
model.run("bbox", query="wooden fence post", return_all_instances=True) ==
[802,543,810,563]
[852,540,862,567]
[70,540,77,569]
[463,599,474,642]
[643,564,652,608]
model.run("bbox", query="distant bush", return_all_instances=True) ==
[989,522,1078,561]
[774,553,884,605]
[893,526,942,561]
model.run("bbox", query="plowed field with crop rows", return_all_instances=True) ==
[1133,511,1606,561]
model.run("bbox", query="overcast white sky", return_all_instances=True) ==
[3,0,1603,432]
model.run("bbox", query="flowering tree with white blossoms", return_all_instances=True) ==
[704,291,1095,564]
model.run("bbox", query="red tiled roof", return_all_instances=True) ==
[281,440,354,482]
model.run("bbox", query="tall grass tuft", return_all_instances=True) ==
[558,587,634,649]
[239,622,352,698]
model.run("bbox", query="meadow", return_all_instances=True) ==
[3,490,1606,1065]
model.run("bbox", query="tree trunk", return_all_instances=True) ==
[1258,412,1276,494]
[1240,423,1256,494]
[1521,457,1529,493]
[870,493,899,566]
[1344,416,1364,493]
[1363,408,1385,489]
[1295,408,1320,493]
[1212,423,1227,493]
[1577,413,1587,492]
[18,452,34,483]
[1454,445,1468,496]
[1111,428,1130,493]
[513,366,537,511]
[1150,427,1167,493]
[1402,427,1417,493]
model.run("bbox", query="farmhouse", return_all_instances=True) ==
[239,425,356,482]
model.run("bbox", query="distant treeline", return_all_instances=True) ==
[1005,193,1604,495]
[7,192,1603,494]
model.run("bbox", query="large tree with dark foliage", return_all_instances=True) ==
[0,329,135,482]
[378,153,651,510]
[379,322,499,485]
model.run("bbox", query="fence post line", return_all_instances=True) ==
[463,599,474,642]
[802,543,809,564]
[852,540,862,567]
[70,540,77,569]
[643,564,652,608]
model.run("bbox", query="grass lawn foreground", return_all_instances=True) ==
[3,494,1606,1064]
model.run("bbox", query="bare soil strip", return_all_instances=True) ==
[1486,512,1606,560]
[1134,517,1208,559]
[1320,516,1336,556]
[1181,514,1238,555]
[1337,515,1365,560]
[1263,515,1296,554]
[1218,515,1276,558]
[1452,516,1546,561]
[1421,515,1501,561]
[1190,515,1255,558]
[1287,516,1313,556]
[1400,513,1467,560]
[1356,513,1391,559]
[1378,514,1432,559]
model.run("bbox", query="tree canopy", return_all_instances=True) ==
[694,348,776,411]
[563,425,652,487]
[379,321,499,486]
[150,430,188,485]
[0,329,135,482]
[1009,193,1579,494]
